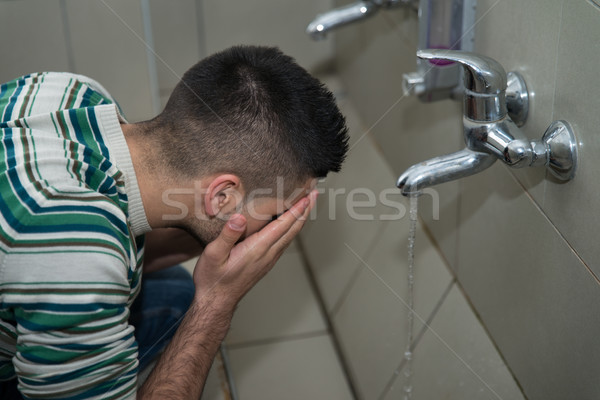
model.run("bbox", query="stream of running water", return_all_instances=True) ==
[403,195,418,400]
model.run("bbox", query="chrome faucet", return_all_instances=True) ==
[306,0,417,40]
[397,49,578,196]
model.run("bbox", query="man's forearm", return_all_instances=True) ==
[137,295,232,399]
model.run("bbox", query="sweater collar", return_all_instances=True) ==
[97,104,152,237]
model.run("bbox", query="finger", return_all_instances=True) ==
[268,190,318,255]
[265,195,309,232]
[235,194,313,262]
[204,214,247,264]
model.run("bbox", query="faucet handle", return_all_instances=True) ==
[417,49,507,95]
[418,49,510,122]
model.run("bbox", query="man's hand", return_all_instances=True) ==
[138,190,317,399]
[193,189,317,313]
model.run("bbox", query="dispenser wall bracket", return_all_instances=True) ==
[402,0,477,102]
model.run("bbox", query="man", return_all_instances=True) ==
[0,45,348,399]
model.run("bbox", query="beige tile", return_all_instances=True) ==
[65,0,155,122]
[473,0,563,203]
[283,238,300,254]
[149,0,201,91]
[202,0,335,72]
[181,256,198,275]
[333,216,453,399]
[225,251,327,346]
[227,334,353,400]
[299,133,402,313]
[458,162,600,399]
[374,94,464,272]
[543,0,600,278]
[160,93,171,110]
[0,0,71,82]
[382,285,524,400]
[314,74,344,98]
[335,3,417,107]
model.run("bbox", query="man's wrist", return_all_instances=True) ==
[190,292,235,337]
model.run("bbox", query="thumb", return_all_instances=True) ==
[205,214,247,264]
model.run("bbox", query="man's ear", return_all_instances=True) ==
[203,174,244,218]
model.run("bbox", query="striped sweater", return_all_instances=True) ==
[0,72,151,399]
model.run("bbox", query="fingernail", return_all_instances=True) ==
[228,214,245,230]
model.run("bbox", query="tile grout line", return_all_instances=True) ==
[330,220,390,317]
[450,280,529,400]
[225,330,329,351]
[218,345,239,400]
[139,0,161,115]
[195,0,207,59]
[343,243,504,400]
[508,167,600,286]
[548,0,564,126]
[59,0,77,73]
[416,211,457,280]
[376,279,456,400]
[542,0,565,208]
[295,237,362,400]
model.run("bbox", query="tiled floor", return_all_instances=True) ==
[181,241,354,400]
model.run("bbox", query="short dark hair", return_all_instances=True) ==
[152,45,349,193]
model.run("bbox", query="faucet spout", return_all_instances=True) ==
[397,149,496,196]
[306,1,379,40]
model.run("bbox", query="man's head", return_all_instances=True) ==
[135,45,349,244]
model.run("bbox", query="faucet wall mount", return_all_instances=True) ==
[397,50,578,196]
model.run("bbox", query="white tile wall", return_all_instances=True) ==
[65,0,155,122]
[227,335,353,400]
[149,0,201,93]
[333,217,453,399]
[382,285,524,400]
[0,0,71,82]
[543,0,600,278]
[458,163,600,400]
[201,0,335,72]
